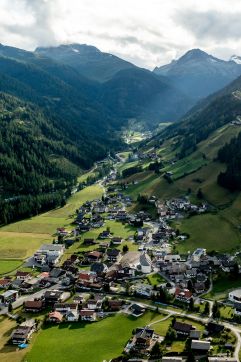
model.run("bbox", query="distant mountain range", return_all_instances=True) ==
[35,43,135,82]
[154,48,241,99]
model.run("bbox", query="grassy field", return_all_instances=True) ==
[26,312,162,362]
[147,273,166,286]
[175,213,241,253]
[0,260,23,275]
[204,274,241,300]
[0,185,103,275]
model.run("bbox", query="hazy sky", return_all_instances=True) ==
[1,0,241,68]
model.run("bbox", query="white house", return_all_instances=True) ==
[229,289,241,303]
[192,248,206,262]
[140,253,152,274]
[34,244,65,265]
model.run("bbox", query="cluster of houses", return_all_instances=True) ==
[157,197,208,221]
[123,319,234,359]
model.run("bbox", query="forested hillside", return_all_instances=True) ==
[0,92,89,224]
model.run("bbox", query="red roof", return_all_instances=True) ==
[48,311,63,321]
[0,279,11,286]
[175,287,192,299]
[88,251,102,258]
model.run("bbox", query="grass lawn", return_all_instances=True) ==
[26,312,161,362]
[0,260,23,275]
[220,306,234,320]
[175,213,241,253]
[204,274,241,300]
[0,232,49,260]
[147,273,166,286]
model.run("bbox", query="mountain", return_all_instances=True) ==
[100,67,194,127]
[154,49,241,99]
[0,91,86,224]
[0,46,123,164]
[156,73,241,191]
[35,43,135,82]
[230,55,241,65]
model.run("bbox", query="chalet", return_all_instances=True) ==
[11,319,36,345]
[54,303,78,314]
[130,303,145,317]
[87,298,103,310]
[98,230,112,239]
[16,271,31,281]
[78,271,97,284]
[0,290,18,305]
[48,311,63,323]
[175,287,193,303]
[80,309,97,321]
[24,300,44,313]
[111,237,123,245]
[133,327,155,352]
[191,340,210,352]
[87,251,102,262]
[173,321,193,337]
[44,290,65,306]
[83,238,96,246]
[107,249,120,262]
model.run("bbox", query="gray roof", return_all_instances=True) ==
[39,244,64,251]
[140,253,152,266]
[191,340,210,350]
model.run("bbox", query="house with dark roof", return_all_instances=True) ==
[173,321,193,337]
[107,249,120,262]
[11,319,36,345]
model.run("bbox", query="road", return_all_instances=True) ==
[0,283,59,315]
[124,297,241,361]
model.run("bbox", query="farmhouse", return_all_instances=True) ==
[173,321,193,337]
[24,300,44,313]
[11,319,36,345]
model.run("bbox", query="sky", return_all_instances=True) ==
[1,0,241,69]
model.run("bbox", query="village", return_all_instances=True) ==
[0,156,241,362]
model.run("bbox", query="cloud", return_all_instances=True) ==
[175,9,241,41]
[0,0,241,68]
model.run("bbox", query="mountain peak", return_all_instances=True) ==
[178,49,212,63]
[230,55,241,64]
